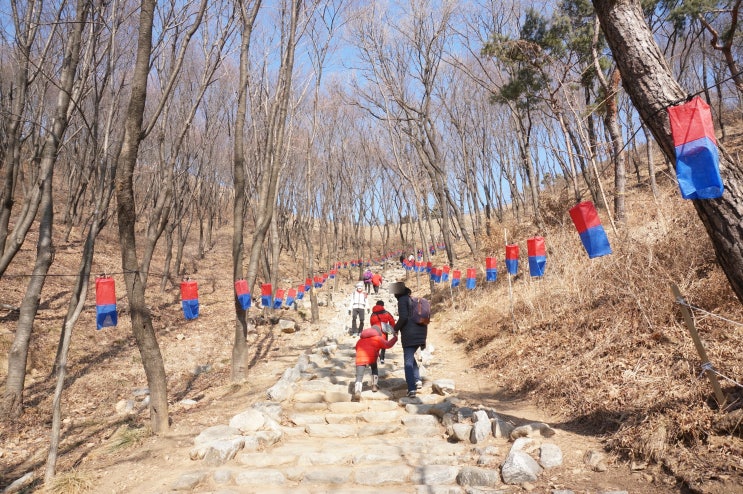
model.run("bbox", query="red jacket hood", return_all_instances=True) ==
[372,305,387,314]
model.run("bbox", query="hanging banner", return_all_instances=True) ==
[429,267,442,283]
[95,276,117,330]
[261,283,273,308]
[180,279,199,320]
[485,257,497,282]
[442,265,450,282]
[667,96,723,199]
[569,202,612,259]
[313,275,323,288]
[305,278,311,291]
[527,237,547,277]
[426,261,433,273]
[505,244,519,275]
[329,269,337,279]
[235,279,251,310]
[296,285,305,300]
[466,268,476,290]
[451,269,461,288]
[273,289,285,309]
[286,288,297,307]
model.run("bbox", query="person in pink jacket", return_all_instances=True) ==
[352,325,398,401]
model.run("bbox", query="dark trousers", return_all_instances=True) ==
[403,345,423,392]
[351,308,365,333]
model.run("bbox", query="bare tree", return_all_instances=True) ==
[232,0,264,381]
[1,0,91,418]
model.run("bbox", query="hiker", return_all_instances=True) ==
[348,281,367,336]
[390,282,428,398]
[369,300,396,364]
[363,268,373,294]
[371,271,383,294]
[352,325,398,401]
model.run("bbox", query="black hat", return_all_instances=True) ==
[375,300,384,306]
[388,282,407,295]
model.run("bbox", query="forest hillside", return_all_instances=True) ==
[1,124,742,493]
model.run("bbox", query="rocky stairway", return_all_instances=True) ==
[165,275,623,494]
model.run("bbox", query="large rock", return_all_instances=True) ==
[540,442,563,469]
[190,425,245,464]
[432,379,456,395]
[229,408,265,433]
[501,449,543,484]
[470,410,492,444]
[510,422,555,440]
[456,466,502,487]
[277,318,297,333]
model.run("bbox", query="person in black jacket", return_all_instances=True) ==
[390,282,428,398]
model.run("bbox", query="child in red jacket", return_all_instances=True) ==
[353,325,398,401]
[369,300,396,364]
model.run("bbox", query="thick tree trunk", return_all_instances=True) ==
[115,0,169,434]
[231,0,262,381]
[593,0,743,303]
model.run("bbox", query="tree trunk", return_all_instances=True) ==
[115,0,169,434]
[592,0,743,303]
[244,0,301,295]
[231,0,262,381]
[1,0,87,418]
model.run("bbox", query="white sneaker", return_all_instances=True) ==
[415,380,422,389]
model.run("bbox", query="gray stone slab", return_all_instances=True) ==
[415,486,465,494]
[287,412,327,426]
[358,422,402,437]
[305,423,357,438]
[324,412,359,424]
[300,467,353,484]
[456,466,502,487]
[324,390,353,403]
[359,410,401,423]
[293,391,325,403]
[212,469,234,484]
[236,452,296,467]
[405,425,444,437]
[412,464,460,485]
[402,414,440,427]
[171,471,208,491]
[354,464,412,485]
[292,402,328,412]
[234,469,286,485]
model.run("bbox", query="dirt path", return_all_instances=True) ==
[81,261,677,494]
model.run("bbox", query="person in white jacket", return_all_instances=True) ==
[348,282,367,336]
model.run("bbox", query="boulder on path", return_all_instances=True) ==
[501,449,543,484]
[510,422,555,440]
[277,318,297,333]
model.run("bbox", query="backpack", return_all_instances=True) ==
[381,321,394,335]
[363,271,372,282]
[409,296,431,325]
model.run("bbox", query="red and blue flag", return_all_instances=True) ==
[95,277,117,330]
[527,237,546,277]
[667,96,723,199]
[569,202,612,259]
[235,279,251,310]
[505,245,519,275]
[180,279,199,320]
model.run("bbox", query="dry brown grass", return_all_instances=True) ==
[443,177,743,491]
